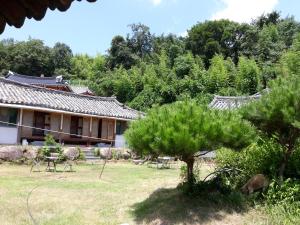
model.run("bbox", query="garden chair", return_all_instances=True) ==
[63,148,79,172]
[45,152,59,172]
[27,148,41,173]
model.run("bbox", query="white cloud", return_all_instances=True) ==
[212,0,279,23]
[150,0,162,6]
[178,31,188,37]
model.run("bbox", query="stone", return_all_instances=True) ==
[0,146,23,161]
[100,148,112,159]
[63,147,79,160]
[23,147,39,160]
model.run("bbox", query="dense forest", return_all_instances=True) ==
[1,11,300,111]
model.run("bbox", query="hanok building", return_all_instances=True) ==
[209,93,262,110]
[5,71,72,92]
[5,71,95,96]
[0,78,142,146]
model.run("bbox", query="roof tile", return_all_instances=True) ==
[0,78,142,120]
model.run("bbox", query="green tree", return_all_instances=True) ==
[174,52,196,78]
[51,42,73,72]
[256,24,285,64]
[242,74,300,179]
[280,33,300,75]
[10,39,53,76]
[186,20,240,67]
[254,11,281,29]
[91,54,106,79]
[70,54,93,79]
[236,57,260,94]
[127,23,154,58]
[206,55,230,93]
[107,35,137,69]
[125,101,255,185]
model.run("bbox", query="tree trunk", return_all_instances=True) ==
[185,157,195,185]
[279,147,293,181]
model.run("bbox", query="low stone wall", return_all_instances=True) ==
[0,145,134,162]
[0,145,40,162]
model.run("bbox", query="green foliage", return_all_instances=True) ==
[186,19,241,66]
[126,101,254,157]
[125,101,255,184]
[266,179,300,205]
[107,35,137,69]
[206,55,230,93]
[263,179,300,225]
[70,54,94,79]
[51,42,73,73]
[216,138,284,188]
[236,57,261,94]
[127,23,154,58]
[93,148,100,157]
[1,13,300,113]
[77,147,86,160]
[241,71,300,178]
[280,33,300,76]
[41,134,64,161]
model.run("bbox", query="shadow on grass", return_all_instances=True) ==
[131,187,249,225]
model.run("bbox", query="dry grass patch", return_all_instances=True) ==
[0,161,268,225]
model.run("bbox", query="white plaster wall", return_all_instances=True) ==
[115,135,127,148]
[0,127,18,144]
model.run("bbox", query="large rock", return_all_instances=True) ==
[117,148,132,160]
[109,148,132,160]
[23,147,39,160]
[100,148,112,159]
[63,147,79,160]
[0,146,23,161]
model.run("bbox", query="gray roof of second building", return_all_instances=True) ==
[0,78,142,120]
[209,94,261,110]
[70,85,94,95]
[5,71,67,86]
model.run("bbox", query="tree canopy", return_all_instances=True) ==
[0,13,299,112]
[125,101,255,184]
[242,36,300,179]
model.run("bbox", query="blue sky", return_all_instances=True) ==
[1,0,299,55]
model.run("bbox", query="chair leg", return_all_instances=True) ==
[30,164,34,173]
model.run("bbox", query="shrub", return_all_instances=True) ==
[93,148,100,157]
[41,134,65,161]
[216,138,283,188]
[266,179,300,205]
[264,179,300,225]
[77,147,86,160]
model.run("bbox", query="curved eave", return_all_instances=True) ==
[0,0,97,34]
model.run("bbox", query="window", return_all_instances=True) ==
[33,111,50,136]
[70,116,83,138]
[116,121,128,135]
[0,107,18,127]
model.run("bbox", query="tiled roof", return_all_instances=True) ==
[0,78,143,120]
[0,0,96,34]
[209,94,261,110]
[5,71,67,86]
[70,85,94,95]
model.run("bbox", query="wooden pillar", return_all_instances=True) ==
[17,108,23,144]
[59,114,64,144]
[88,117,93,146]
[113,119,117,147]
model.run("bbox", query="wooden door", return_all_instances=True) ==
[100,119,115,141]
[33,111,49,136]
[107,120,114,140]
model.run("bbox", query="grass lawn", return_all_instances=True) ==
[0,161,268,225]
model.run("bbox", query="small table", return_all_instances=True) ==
[45,156,58,172]
[157,157,171,169]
